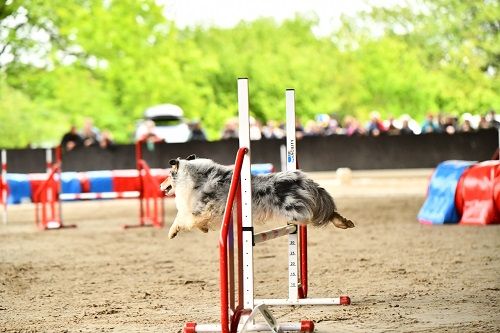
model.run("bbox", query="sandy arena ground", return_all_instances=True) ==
[1,170,499,332]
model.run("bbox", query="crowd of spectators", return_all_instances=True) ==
[61,110,498,149]
[219,109,499,141]
[60,118,115,152]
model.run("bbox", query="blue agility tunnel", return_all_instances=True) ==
[418,160,475,224]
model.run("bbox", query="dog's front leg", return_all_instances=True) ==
[168,212,196,239]
[168,220,181,239]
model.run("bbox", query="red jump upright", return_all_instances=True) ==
[123,140,165,229]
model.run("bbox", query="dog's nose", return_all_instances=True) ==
[160,181,170,192]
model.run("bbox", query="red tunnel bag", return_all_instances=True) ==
[457,160,500,225]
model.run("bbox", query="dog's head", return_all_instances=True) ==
[160,154,197,195]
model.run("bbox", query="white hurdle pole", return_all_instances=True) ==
[1,149,7,224]
[60,191,140,201]
[238,78,255,311]
[285,89,300,302]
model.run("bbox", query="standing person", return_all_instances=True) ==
[81,117,101,147]
[478,115,491,130]
[486,109,499,128]
[386,117,400,135]
[249,117,262,141]
[188,121,207,141]
[366,111,386,136]
[61,125,83,152]
[138,119,163,151]
[221,118,238,139]
[459,119,474,133]
[294,119,305,139]
[343,116,364,136]
[421,114,440,133]
[399,117,415,135]
[441,115,458,134]
[99,130,116,150]
[139,119,163,142]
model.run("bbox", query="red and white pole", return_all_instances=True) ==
[1,149,7,224]
[238,78,254,312]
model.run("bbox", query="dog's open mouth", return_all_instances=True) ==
[164,185,172,194]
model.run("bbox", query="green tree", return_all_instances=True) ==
[1,0,498,148]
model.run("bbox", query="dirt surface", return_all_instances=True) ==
[1,170,499,332]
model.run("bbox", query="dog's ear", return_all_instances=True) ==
[169,159,179,170]
[186,154,197,161]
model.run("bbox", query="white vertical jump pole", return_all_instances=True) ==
[1,149,7,224]
[285,89,299,302]
[238,78,255,311]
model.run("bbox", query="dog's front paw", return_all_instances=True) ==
[168,225,180,239]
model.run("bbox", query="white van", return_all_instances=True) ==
[135,104,191,143]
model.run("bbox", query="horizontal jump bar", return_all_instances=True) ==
[253,224,297,244]
[60,191,140,200]
[255,297,348,306]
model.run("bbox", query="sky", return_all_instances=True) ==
[161,0,404,35]
[0,0,405,67]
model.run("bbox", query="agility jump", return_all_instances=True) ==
[34,147,77,230]
[34,141,165,230]
[183,78,350,333]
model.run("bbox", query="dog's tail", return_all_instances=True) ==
[311,187,355,229]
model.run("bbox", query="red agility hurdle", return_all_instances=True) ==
[184,79,350,333]
[34,142,165,230]
[34,148,77,230]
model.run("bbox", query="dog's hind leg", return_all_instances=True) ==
[198,225,209,233]
[193,212,214,233]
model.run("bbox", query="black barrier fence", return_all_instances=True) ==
[3,129,498,174]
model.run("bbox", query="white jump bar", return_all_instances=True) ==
[253,224,297,244]
[192,322,304,332]
[255,297,342,306]
[60,191,140,200]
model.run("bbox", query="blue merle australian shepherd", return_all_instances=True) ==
[160,154,355,239]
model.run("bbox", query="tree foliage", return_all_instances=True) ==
[0,0,498,148]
